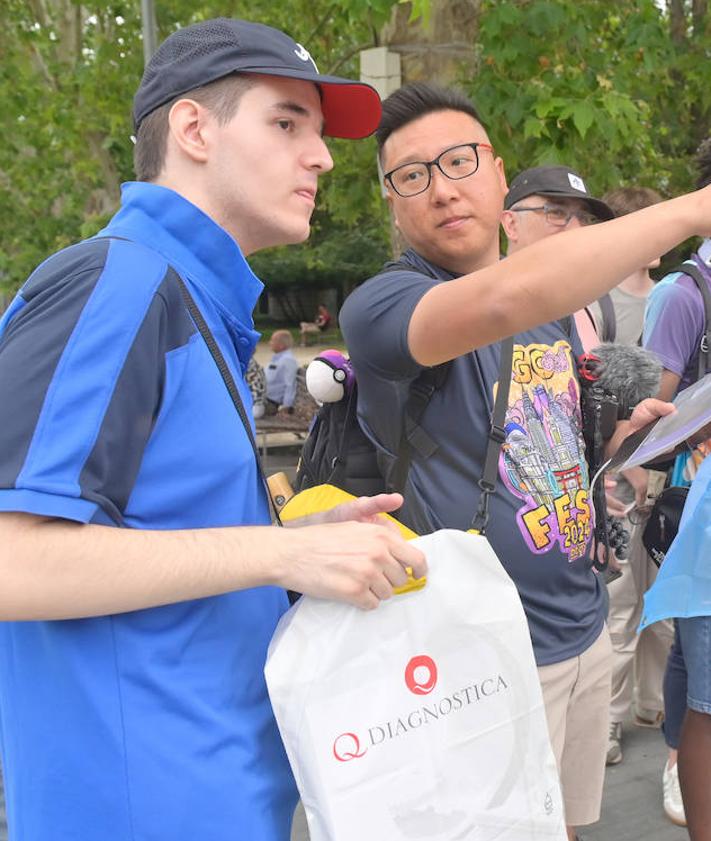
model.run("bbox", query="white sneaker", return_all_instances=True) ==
[662,761,687,827]
[606,721,622,765]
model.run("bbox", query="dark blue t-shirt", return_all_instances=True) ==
[340,249,605,666]
[0,183,298,840]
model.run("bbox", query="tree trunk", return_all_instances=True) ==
[379,1,483,258]
[382,0,482,85]
[692,0,708,37]
[669,0,687,44]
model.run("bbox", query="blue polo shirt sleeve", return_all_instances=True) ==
[0,238,187,525]
[340,268,438,380]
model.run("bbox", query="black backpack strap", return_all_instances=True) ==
[596,293,617,343]
[671,261,711,379]
[470,336,515,534]
[558,314,573,338]
[386,363,450,495]
[95,234,282,529]
[176,278,282,526]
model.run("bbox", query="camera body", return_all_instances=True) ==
[580,385,623,444]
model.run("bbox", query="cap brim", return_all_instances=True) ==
[535,190,615,221]
[318,78,382,139]
[243,68,381,139]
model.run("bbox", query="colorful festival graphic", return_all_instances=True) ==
[498,340,592,561]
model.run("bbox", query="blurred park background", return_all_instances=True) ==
[0,0,710,328]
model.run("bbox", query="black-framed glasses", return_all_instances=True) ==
[383,142,494,198]
[509,203,599,227]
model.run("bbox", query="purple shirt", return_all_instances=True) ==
[643,240,711,389]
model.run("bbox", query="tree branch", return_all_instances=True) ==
[327,42,374,76]
[306,5,336,44]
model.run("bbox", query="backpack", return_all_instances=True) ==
[294,252,577,500]
[293,364,449,497]
[642,256,711,564]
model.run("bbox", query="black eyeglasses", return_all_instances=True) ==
[509,203,599,227]
[383,142,494,198]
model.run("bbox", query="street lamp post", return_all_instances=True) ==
[140,0,158,65]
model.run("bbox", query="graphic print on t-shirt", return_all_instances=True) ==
[497,340,592,561]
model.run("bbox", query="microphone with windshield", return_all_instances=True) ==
[578,343,662,568]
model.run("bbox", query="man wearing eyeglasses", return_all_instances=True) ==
[338,81,706,839]
[502,166,614,350]
[503,165,612,240]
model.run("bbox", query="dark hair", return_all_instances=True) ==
[602,186,663,217]
[133,74,254,182]
[696,137,711,190]
[376,82,485,158]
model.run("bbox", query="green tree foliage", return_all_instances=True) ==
[1,1,709,297]
[0,0,404,295]
[472,0,711,197]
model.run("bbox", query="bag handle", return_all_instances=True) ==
[470,336,515,534]
[176,278,282,527]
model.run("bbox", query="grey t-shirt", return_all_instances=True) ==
[340,249,605,667]
[589,286,649,347]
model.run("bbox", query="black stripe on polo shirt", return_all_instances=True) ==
[78,269,195,523]
[0,238,112,489]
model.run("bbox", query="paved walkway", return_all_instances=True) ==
[253,340,344,369]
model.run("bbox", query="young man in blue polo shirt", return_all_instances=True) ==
[1,21,711,841]
[0,19,427,841]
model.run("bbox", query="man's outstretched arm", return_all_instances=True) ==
[409,187,711,365]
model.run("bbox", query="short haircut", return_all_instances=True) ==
[133,74,255,182]
[602,186,663,217]
[376,82,485,160]
[696,137,711,190]
[271,329,293,349]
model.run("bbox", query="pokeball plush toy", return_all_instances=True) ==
[305,349,355,403]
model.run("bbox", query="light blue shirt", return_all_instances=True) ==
[641,438,711,630]
[266,348,299,407]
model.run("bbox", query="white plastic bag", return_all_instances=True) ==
[266,529,566,840]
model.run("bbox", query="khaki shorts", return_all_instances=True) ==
[537,626,612,827]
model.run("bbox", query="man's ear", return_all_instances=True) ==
[167,99,212,164]
[494,154,508,194]
[500,208,518,243]
[385,190,401,230]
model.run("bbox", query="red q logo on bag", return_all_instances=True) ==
[332,732,367,762]
[405,654,438,695]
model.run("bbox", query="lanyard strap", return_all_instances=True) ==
[470,336,514,534]
[177,277,282,527]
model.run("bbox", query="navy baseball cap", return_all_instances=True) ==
[504,165,614,221]
[133,18,382,139]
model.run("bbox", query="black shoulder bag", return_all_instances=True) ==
[176,278,282,528]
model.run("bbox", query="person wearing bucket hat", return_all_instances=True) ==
[0,17,430,841]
